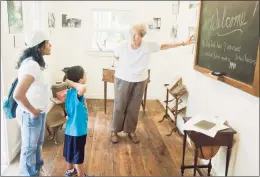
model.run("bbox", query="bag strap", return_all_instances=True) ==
[8,78,18,98]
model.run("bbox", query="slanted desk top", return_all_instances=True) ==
[183,117,237,135]
[181,117,237,176]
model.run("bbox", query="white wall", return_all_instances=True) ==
[2,1,258,176]
[158,1,259,176]
[1,1,55,163]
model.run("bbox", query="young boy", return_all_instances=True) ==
[63,66,88,176]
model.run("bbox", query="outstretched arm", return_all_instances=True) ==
[160,36,193,50]
[66,79,86,96]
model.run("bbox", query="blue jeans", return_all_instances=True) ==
[17,109,46,176]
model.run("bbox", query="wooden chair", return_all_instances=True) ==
[46,82,68,144]
[46,105,66,144]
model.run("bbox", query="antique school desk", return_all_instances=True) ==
[102,68,150,114]
[181,117,237,176]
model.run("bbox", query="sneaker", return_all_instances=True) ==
[128,133,140,144]
[65,168,78,176]
[111,131,119,144]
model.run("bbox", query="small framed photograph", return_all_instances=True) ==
[62,14,82,28]
[153,18,161,30]
[172,2,180,15]
[188,26,196,43]
[7,1,23,34]
[188,26,197,54]
[48,12,55,28]
[171,24,178,40]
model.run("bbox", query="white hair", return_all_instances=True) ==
[130,23,147,37]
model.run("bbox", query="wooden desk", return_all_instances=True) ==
[102,68,150,114]
[181,117,237,176]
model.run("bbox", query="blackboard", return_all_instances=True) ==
[194,1,259,97]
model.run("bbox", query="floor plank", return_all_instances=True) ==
[3,99,200,176]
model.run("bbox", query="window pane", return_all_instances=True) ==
[92,31,128,51]
[92,10,132,50]
[113,11,131,30]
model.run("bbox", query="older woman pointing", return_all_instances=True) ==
[111,24,192,144]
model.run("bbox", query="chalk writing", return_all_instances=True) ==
[202,39,242,53]
[229,62,236,69]
[208,5,248,36]
[200,50,255,68]
[235,54,256,65]
[197,1,259,85]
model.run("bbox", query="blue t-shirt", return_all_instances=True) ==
[65,88,88,136]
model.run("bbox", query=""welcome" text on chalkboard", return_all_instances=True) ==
[194,1,259,96]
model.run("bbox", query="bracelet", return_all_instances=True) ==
[182,42,185,46]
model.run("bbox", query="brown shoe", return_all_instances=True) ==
[111,131,119,144]
[128,133,140,144]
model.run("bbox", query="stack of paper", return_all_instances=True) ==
[182,114,229,138]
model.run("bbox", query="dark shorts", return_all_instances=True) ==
[63,134,87,164]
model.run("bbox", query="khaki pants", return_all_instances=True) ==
[111,77,147,133]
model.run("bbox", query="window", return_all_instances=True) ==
[91,10,132,51]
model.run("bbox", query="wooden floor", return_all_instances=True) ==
[41,99,197,176]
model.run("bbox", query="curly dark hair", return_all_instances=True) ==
[16,41,47,69]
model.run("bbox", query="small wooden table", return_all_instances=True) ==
[102,68,150,114]
[181,117,237,176]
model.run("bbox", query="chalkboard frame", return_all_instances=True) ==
[193,1,259,97]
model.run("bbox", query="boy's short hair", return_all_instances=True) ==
[65,66,84,83]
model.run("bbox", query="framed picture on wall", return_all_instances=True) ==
[188,26,196,43]
[7,1,23,34]
[148,18,161,30]
[62,14,81,28]
[153,18,161,30]
[48,12,55,28]
[172,1,180,15]
[188,26,197,54]
[188,1,200,30]
[171,23,178,41]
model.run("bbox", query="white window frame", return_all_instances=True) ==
[90,9,133,52]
